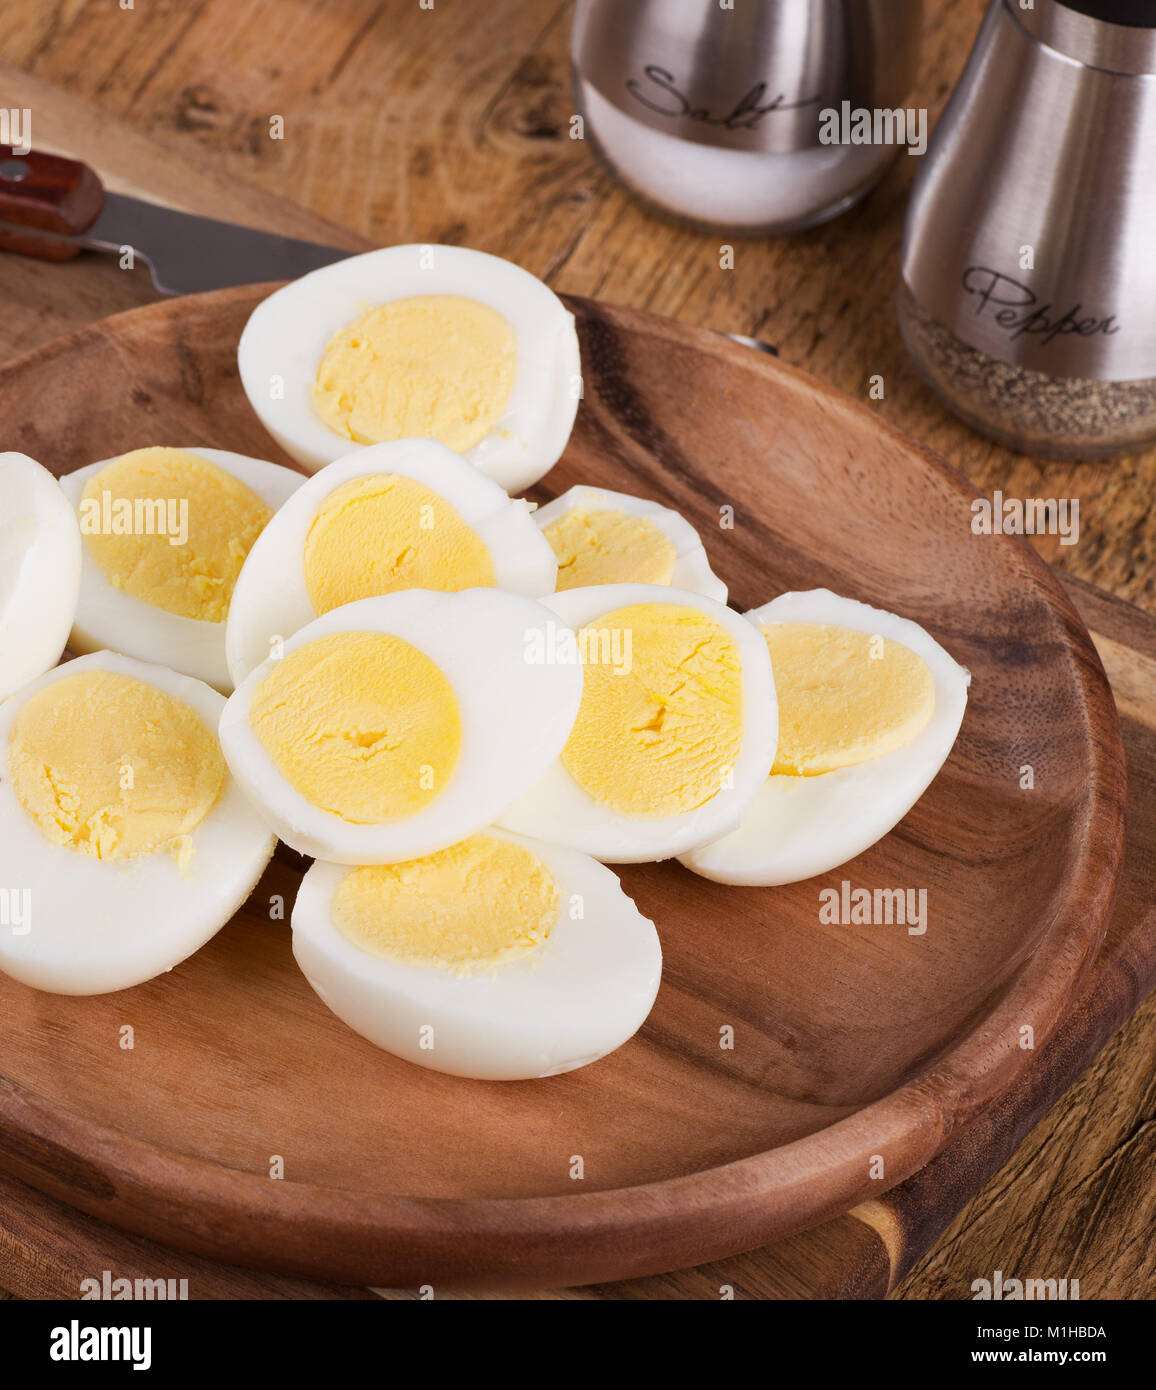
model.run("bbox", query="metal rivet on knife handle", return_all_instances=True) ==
[0,145,105,263]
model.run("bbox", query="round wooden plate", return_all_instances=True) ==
[0,288,1125,1290]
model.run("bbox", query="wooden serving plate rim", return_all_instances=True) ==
[0,288,1126,1289]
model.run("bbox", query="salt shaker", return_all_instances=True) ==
[572,0,923,234]
[900,0,1156,459]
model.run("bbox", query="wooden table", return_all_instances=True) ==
[0,0,1152,1300]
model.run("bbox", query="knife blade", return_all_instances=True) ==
[0,145,351,295]
[726,333,778,357]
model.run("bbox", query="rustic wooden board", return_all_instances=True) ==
[1,1,1152,1295]
[2,601,1153,1301]
[0,285,1125,1289]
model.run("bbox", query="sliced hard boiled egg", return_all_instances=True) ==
[0,651,276,995]
[498,583,777,862]
[237,244,581,492]
[535,484,727,600]
[219,589,584,864]
[60,446,304,693]
[225,439,558,686]
[0,452,81,701]
[679,589,970,885]
[293,829,662,1080]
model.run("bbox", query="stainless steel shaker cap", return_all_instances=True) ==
[1052,0,1156,26]
[901,0,1156,381]
[1019,0,1156,72]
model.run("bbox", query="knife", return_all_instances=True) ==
[0,145,351,295]
[0,144,780,359]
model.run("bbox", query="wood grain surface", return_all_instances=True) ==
[0,0,1152,1298]
[0,568,1151,1300]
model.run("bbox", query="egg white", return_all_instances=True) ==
[225,439,559,687]
[293,829,662,1080]
[497,583,778,863]
[534,484,728,601]
[678,589,971,886]
[60,447,304,694]
[237,244,581,492]
[0,652,277,996]
[219,588,584,865]
[0,452,81,702]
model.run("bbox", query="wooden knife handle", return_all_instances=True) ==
[0,146,104,262]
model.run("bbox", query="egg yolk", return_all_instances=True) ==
[313,295,517,453]
[249,630,460,824]
[562,602,743,817]
[332,834,559,975]
[543,507,677,591]
[763,622,935,776]
[302,473,495,614]
[8,669,225,864]
[78,447,272,623]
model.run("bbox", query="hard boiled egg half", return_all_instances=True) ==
[0,652,276,995]
[535,485,727,600]
[680,590,970,885]
[60,446,303,692]
[237,244,581,492]
[225,439,557,685]
[0,452,81,701]
[293,829,662,1080]
[498,584,778,862]
[220,588,583,864]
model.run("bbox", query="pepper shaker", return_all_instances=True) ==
[572,0,923,234]
[900,0,1156,458]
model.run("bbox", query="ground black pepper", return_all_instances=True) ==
[897,283,1156,460]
